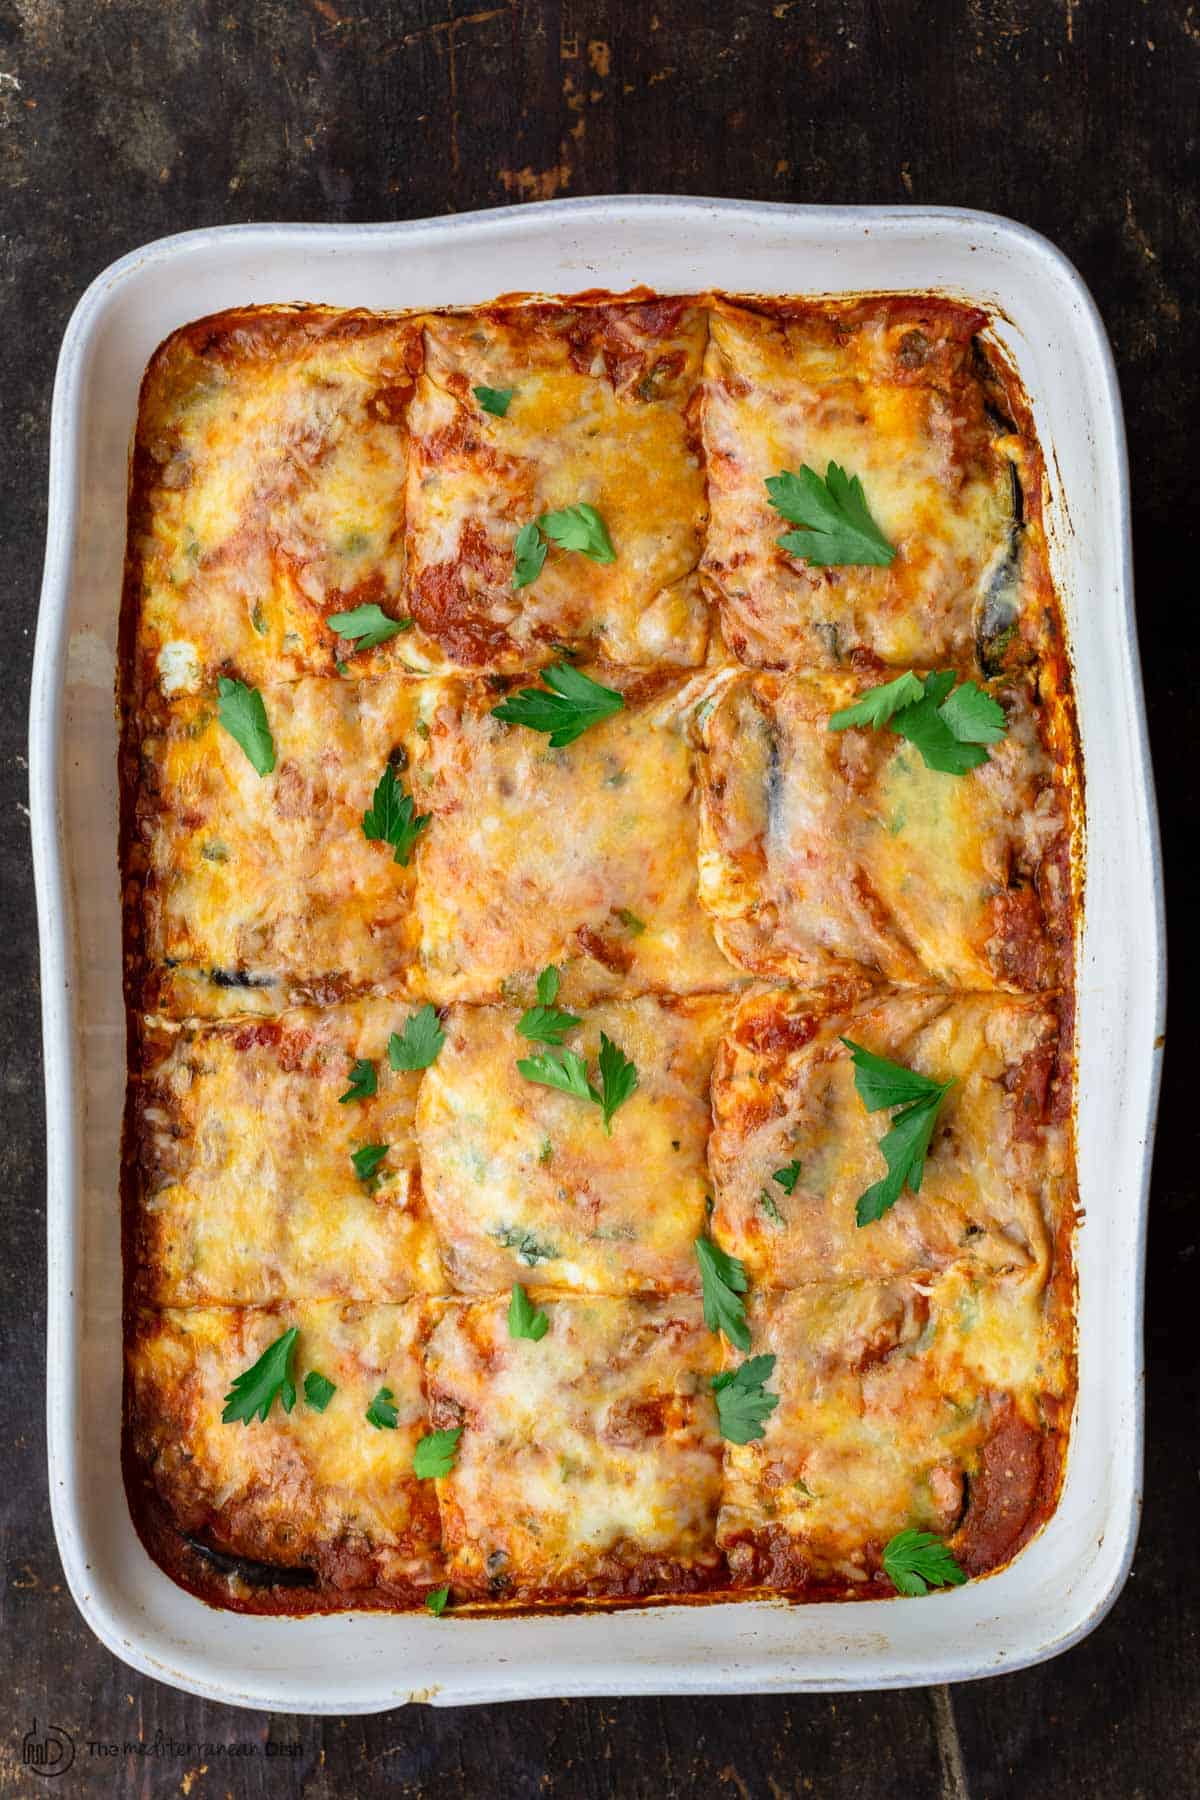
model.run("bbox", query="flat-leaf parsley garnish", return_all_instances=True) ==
[351,1142,390,1182]
[490,662,625,747]
[388,1005,446,1071]
[217,677,276,776]
[766,462,896,567]
[517,966,582,1046]
[221,1326,298,1424]
[539,504,616,563]
[365,1386,399,1430]
[882,1529,967,1596]
[694,1238,751,1353]
[326,602,411,649]
[512,520,548,589]
[303,1370,337,1412]
[510,505,615,586]
[361,763,432,865]
[473,385,513,417]
[516,1032,638,1134]
[339,1058,377,1104]
[413,1426,463,1479]
[711,1353,779,1445]
[508,1282,550,1342]
[841,1038,953,1226]
[829,670,1008,775]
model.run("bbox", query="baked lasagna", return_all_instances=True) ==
[121,291,1080,1616]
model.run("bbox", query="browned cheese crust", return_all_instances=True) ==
[120,293,1081,1616]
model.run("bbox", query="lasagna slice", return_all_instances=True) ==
[702,298,1044,672]
[129,672,436,1018]
[126,1302,442,1610]
[717,1267,1072,1592]
[424,1296,724,1601]
[404,301,710,670]
[709,988,1071,1288]
[129,1002,445,1305]
[409,671,737,1002]
[416,995,730,1293]
[698,670,1072,992]
[127,308,422,705]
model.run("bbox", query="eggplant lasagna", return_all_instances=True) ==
[121,293,1079,1615]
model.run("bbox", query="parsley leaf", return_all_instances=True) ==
[425,1584,451,1615]
[339,1058,377,1104]
[388,1004,445,1071]
[351,1143,389,1182]
[828,671,926,732]
[413,1426,463,1479]
[365,1386,399,1430]
[361,763,432,866]
[508,1282,550,1342]
[830,671,1007,776]
[539,503,616,563]
[615,907,646,935]
[516,1046,596,1104]
[887,681,990,776]
[936,679,1008,745]
[695,1238,751,1353]
[595,1032,638,1133]
[772,1161,802,1195]
[326,602,409,649]
[537,965,561,1005]
[882,1529,967,1596]
[759,1190,786,1227]
[855,1094,948,1226]
[303,1370,337,1411]
[841,1039,949,1111]
[766,462,896,567]
[217,676,276,777]
[517,1002,582,1046]
[474,385,513,417]
[711,1353,779,1445]
[221,1326,298,1425]
[841,1039,953,1227]
[490,663,625,747]
[512,520,548,589]
[516,1034,637,1133]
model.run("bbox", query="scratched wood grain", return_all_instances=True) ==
[0,2,1194,1794]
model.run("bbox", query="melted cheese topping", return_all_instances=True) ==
[410,674,737,1002]
[702,299,1016,669]
[718,1266,1070,1584]
[417,996,730,1292]
[425,1296,723,1597]
[122,295,1079,1614]
[405,303,709,670]
[134,1003,444,1303]
[710,989,1069,1288]
[133,310,421,699]
[128,1302,441,1592]
[138,673,435,1017]
[698,671,1070,991]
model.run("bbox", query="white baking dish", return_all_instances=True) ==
[30,198,1162,1711]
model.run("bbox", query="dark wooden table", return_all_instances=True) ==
[1,4,1193,1794]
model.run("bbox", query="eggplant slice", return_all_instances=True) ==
[183,1533,317,1589]
[976,460,1026,677]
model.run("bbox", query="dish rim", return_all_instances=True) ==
[30,196,1164,1710]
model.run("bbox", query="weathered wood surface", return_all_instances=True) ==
[0,2,1194,1793]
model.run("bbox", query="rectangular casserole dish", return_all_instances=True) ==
[30,198,1163,1710]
